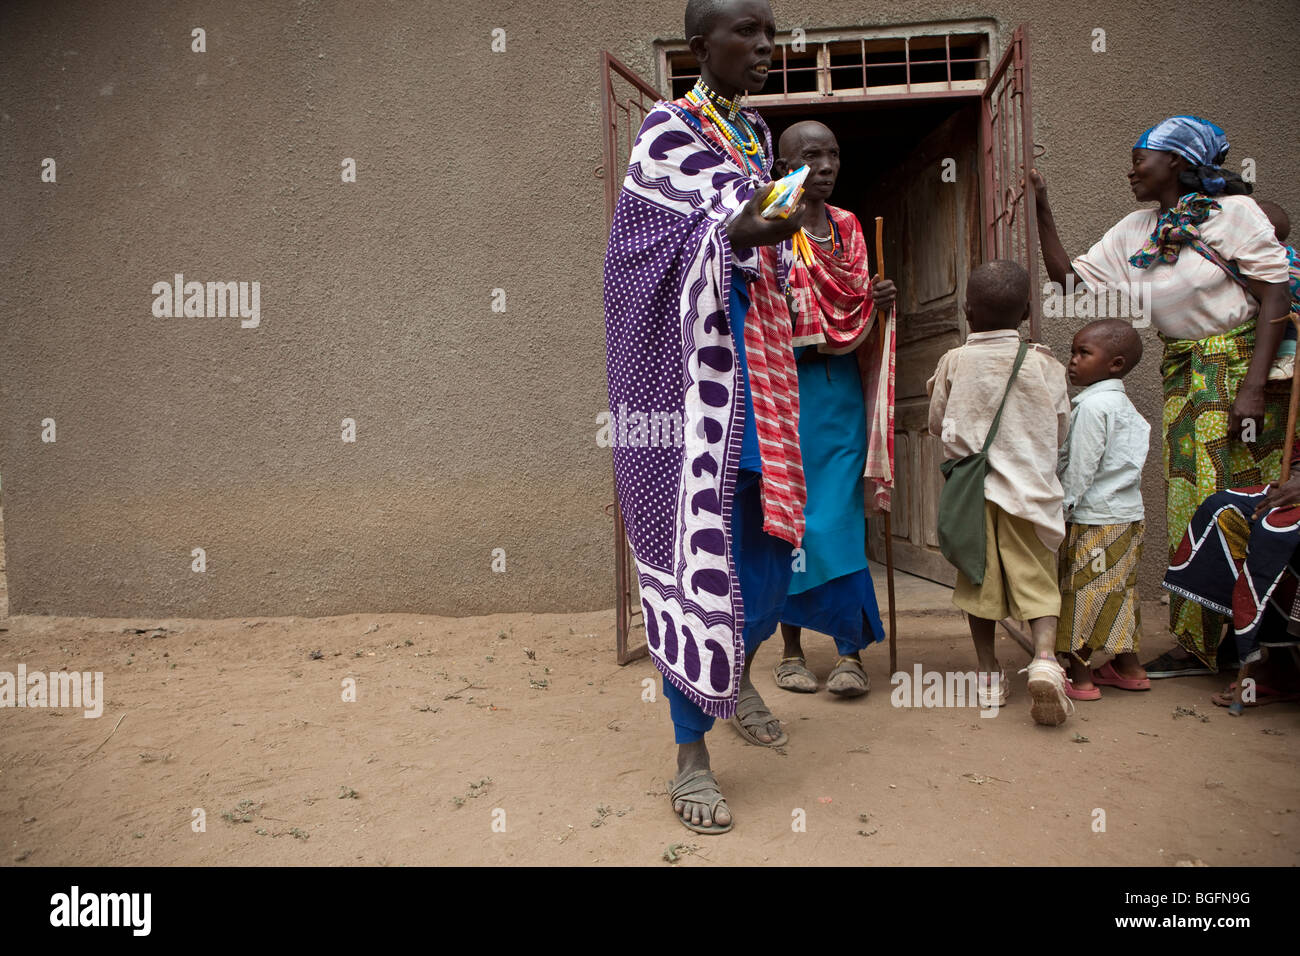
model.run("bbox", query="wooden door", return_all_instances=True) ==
[867,26,1038,586]
[866,104,981,586]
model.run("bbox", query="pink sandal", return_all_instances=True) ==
[1091,660,1151,691]
[1064,677,1101,701]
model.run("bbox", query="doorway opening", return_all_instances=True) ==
[761,96,981,587]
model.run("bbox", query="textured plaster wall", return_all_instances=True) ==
[1,0,1297,617]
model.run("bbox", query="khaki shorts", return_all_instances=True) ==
[953,501,1061,621]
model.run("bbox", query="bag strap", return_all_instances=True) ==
[982,341,1030,453]
[1190,235,1248,291]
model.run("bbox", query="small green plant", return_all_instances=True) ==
[221,799,260,824]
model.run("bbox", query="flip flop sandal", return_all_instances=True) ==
[826,656,870,698]
[1091,660,1151,691]
[1064,677,1102,701]
[773,656,818,693]
[1210,681,1300,708]
[667,768,733,835]
[730,685,789,747]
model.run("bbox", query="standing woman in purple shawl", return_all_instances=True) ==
[603,0,807,834]
[1031,116,1293,684]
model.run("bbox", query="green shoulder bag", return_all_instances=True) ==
[937,340,1029,586]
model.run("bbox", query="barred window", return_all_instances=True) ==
[662,24,992,103]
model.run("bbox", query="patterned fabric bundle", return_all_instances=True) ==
[1268,243,1299,380]
[602,99,804,718]
[1160,318,1289,665]
[1057,521,1144,656]
[1285,244,1300,306]
[1165,487,1300,663]
[1128,194,1223,270]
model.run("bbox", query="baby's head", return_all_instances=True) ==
[964,260,1030,333]
[1068,318,1143,387]
[1256,199,1291,244]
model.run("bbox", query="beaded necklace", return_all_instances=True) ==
[691,77,744,120]
[792,215,840,267]
[685,79,765,174]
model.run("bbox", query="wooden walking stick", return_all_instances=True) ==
[874,216,898,676]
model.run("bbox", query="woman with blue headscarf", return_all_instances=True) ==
[1030,115,1293,681]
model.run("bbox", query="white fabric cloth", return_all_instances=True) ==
[927,329,1071,550]
[1071,195,1290,340]
[1057,378,1150,524]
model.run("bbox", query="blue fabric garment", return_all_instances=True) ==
[778,347,884,655]
[1134,115,1230,195]
[781,567,885,656]
[787,348,868,594]
[663,468,792,743]
[731,277,762,472]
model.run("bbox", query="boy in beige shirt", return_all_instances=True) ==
[926,260,1074,725]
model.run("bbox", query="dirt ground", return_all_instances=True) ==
[0,510,1297,867]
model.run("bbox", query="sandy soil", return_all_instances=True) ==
[0,512,1297,867]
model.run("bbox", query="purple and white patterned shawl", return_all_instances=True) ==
[603,101,772,719]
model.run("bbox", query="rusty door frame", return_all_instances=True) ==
[979,25,1041,339]
[601,51,659,665]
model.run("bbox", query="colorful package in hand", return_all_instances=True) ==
[760,164,809,219]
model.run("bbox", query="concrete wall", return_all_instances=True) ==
[2,0,1298,617]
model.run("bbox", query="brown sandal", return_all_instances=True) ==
[826,656,870,698]
[729,685,789,747]
[773,656,818,693]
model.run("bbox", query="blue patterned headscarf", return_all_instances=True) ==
[1134,115,1232,195]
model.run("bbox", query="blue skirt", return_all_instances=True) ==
[789,349,868,594]
[782,566,886,656]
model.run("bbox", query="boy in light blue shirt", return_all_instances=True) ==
[1056,318,1152,699]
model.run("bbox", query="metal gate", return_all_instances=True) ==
[980,25,1042,339]
[600,51,660,665]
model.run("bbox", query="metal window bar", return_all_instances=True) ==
[667,31,988,101]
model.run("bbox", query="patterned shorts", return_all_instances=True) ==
[1057,520,1144,656]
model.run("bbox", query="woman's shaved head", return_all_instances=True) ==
[686,0,765,40]
[778,120,835,157]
